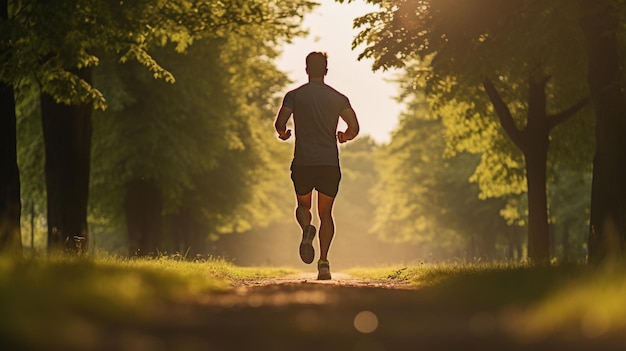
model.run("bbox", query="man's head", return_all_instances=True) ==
[305,51,328,78]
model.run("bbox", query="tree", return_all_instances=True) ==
[4,0,314,254]
[4,0,195,253]
[15,84,46,252]
[41,67,93,252]
[345,0,593,262]
[0,0,21,255]
[372,87,509,260]
[482,72,588,261]
[579,0,626,261]
[90,15,310,255]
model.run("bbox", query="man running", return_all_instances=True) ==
[274,51,360,280]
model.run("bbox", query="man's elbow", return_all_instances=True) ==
[274,120,284,133]
[350,123,360,137]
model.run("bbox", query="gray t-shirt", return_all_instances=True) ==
[282,81,352,166]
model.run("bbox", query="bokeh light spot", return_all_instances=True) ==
[354,310,378,334]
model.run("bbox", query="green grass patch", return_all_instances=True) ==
[517,263,626,339]
[349,261,626,339]
[0,255,298,349]
[347,262,528,287]
[3,256,625,347]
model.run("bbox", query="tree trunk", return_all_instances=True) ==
[580,0,626,261]
[524,137,550,262]
[125,178,162,256]
[522,72,555,263]
[0,82,22,256]
[0,0,22,256]
[42,68,92,254]
[563,219,572,262]
[483,75,554,263]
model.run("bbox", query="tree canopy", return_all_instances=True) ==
[3,0,314,107]
[342,0,599,262]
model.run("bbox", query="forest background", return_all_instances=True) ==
[2,0,625,268]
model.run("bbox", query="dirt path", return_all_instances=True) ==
[238,271,413,289]
[45,273,624,351]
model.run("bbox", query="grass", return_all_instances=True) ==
[0,255,298,350]
[348,261,626,339]
[1,256,625,348]
[517,263,626,339]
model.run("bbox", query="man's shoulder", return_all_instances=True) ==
[288,82,350,104]
[321,83,341,93]
[287,83,310,94]
[321,83,349,99]
[283,84,308,105]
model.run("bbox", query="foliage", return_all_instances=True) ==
[9,0,315,251]
[2,0,314,108]
[372,85,509,259]
[89,8,309,249]
[369,0,593,201]
[340,0,596,260]
[547,167,593,260]
[333,137,393,265]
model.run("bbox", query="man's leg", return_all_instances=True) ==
[295,192,312,230]
[317,192,336,261]
[296,192,316,264]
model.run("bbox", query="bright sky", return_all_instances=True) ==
[276,0,403,144]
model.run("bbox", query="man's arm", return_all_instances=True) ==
[337,108,359,143]
[274,106,293,140]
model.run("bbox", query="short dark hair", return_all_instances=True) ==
[306,52,328,78]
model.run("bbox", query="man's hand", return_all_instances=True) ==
[274,106,293,140]
[338,108,359,144]
[337,131,356,144]
[337,131,346,143]
[278,129,292,140]
[337,131,350,143]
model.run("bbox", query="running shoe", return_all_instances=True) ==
[299,225,316,264]
[317,259,331,280]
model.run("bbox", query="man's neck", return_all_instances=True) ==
[308,76,324,83]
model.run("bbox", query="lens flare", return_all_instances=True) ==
[354,310,379,334]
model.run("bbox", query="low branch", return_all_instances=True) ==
[548,97,590,130]
[482,78,525,151]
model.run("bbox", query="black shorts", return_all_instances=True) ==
[290,165,341,198]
